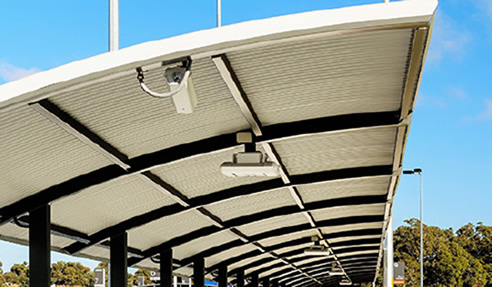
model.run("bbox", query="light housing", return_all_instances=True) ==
[221,152,280,177]
[339,280,352,286]
[304,245,331,256]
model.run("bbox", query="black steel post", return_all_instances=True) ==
[161,249,173,287]
[110,232,127,287]
[29,204,51,287]
[261,277,269,287]
[237,270,245,287]
[218,265,228,287]
[193,258,205,287]
[251,274,259,287]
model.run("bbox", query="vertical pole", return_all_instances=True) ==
[420,173,424,287]
[236,270,244,287]
[383,218,393,287]
[217,0,221,27]
[161,249,173,287]
[261,277,269,287]
[110,232,127,287]
[250,274,259,287]
[109,0,119,51]
[173,276,178,287]
[29,205,51,287]
[193,258,205,287]
[218,265,228,287]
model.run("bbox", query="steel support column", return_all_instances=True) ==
[250,274,259,287]
[261,277,269,287]
[218,265,228,287]
[161,249,173,287]
[110,232,127,287]
[237,270,245,287]
[29,204,51,287]
[193,258,205,287]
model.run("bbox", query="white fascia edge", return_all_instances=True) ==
[0,0,437,110]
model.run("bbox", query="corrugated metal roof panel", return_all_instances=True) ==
[273,128,397,175]
[227,29,412,125]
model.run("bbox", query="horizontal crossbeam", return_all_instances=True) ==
[0,110,400,226]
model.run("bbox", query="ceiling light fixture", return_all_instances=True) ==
[221,132,280,177]
[304,236,331,256]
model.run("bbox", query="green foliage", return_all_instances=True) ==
[393,219,490,287]
[51,261,93,286]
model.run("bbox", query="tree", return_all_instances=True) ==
[3,261,29,287]
[0,261,6,286]
[51,261,93,286]
[393,219,489,287]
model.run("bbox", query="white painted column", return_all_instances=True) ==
[383,218,394,287]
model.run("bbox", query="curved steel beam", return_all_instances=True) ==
[204,236,381,275]
[0,110,400,225]
[284,264,377,286]
[66,165,392,254]
[127,196,386,266]
[231,254,378,286]
[227,244,379,279]
[246,252,378,283]
[228,242,379,284]
[272,258,378,285]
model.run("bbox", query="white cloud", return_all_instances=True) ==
[427,11,471,65]
[472,0,492,19]
[462,98,492,122]
[0,61,40,82]
[448,87,468,101]
[416,94,448,109]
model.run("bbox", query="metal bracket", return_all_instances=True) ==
[137,60,192,99]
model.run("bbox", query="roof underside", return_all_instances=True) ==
[0,1,437,286]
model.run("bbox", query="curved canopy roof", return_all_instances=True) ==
[0,0,437,286]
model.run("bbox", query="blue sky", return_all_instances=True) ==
[0,0,491,272]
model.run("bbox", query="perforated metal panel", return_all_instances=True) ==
[207,244,258,268]
[273,127,397,175]
[310,204,386,222]
[321,222,384,236]
[50,58,250,158]
[237,213,308,237]
[0,106,111,207]
[244,258,287,275]
[205,187,295,221]
[297,176,391,204]
[128,210,213,250]
[52,174,177,235]
[174,230,237,260]
[276,243,312,256]
[150,146,278,199]
[79,245,110,261]
[227,29,412,126]
[0,222,75,249]
[329,235,381,244]
[259,229,318,248]
[229,253,273,272]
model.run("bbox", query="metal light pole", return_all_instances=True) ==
[217,0,221,27]
[109,0,119,51]
[403,168,423,287]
